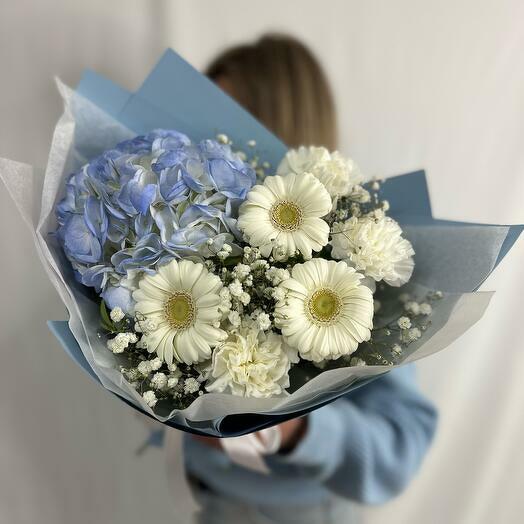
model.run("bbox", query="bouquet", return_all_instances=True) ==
[1,50,521,437]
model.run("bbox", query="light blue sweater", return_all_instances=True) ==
[183,365,437,507]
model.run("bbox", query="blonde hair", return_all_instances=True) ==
[206,33,337,150]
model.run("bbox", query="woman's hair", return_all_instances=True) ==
[206,33,337,149]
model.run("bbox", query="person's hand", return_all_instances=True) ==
[192,416,307,454]
[276,416,308,453]
[192,434,222,450]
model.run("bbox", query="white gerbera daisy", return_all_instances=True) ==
[206,329,298,398]
[277,146,363,197]
[133,259,226,365]
[274,259,373,362]
[330,216,415,286]
[237,172,332,260]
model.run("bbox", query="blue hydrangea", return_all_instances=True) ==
[56,129,256,311]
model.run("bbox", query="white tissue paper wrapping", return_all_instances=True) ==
[0,83,503,427]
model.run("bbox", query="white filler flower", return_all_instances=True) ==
[207,330,297,398]
[275,259,373,362]
[133,259,226,365]
[277,146,363,197]
[331,216,415,286]
[238,172,332,259]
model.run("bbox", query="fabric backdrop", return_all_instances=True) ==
[0,1,522,523]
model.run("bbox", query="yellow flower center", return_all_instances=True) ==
[270,200,303,231]
[164,291,195,330]
[307,288,342,325]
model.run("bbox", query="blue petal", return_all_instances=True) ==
[129,181,157,215]
[107,216,129,243]
[80,265,112,292]
[84,196,108,242]
[135,213,154,238]
[208,158,255,198]
[63,214,101,264]
[152,149,193,174]
[115,136,152,154]
[179,204,221,228]
[159,169,189,202]
[102,285,135,314]
[151,204,178,243]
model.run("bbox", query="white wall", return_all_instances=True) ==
[0,1,523,523]
[166,5,524,523]
[0,2,177,523]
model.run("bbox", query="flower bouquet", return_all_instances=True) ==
[1,50,521,437]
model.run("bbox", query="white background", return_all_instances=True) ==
[0,1,523,523]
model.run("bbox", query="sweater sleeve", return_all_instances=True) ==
[264,365,438,504]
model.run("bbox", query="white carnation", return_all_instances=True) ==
[331,216,415,286]
[207,330,297,398]
[277,146,363,197]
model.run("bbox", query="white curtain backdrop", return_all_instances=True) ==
[0,1,522,523]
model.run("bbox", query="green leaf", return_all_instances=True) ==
[100,300,115,332]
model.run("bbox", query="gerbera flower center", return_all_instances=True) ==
[270,200,303,231]
[164,291,195,330]
[307,288,342,324]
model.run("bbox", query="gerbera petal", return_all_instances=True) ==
[194,323,225,341]
[137,279,170,301]
[161,331,176,365]
[178,259,204,291]
[274,258,374,362]
[134,259,223,365]
[292,231,314,259]
[192,272,220,299]
[245,186,274,208]
[301,217,330,247]
[263,174,288,199]
[294,174,332,216]
[134,299,164,316]
[247,221,278,246]
[158,259,182,289]
[279,278,308,297]
[145,324,171,357]
[188,328,212,360]
[195,294,220,308]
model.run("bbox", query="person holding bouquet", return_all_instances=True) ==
[166,34,438,524]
